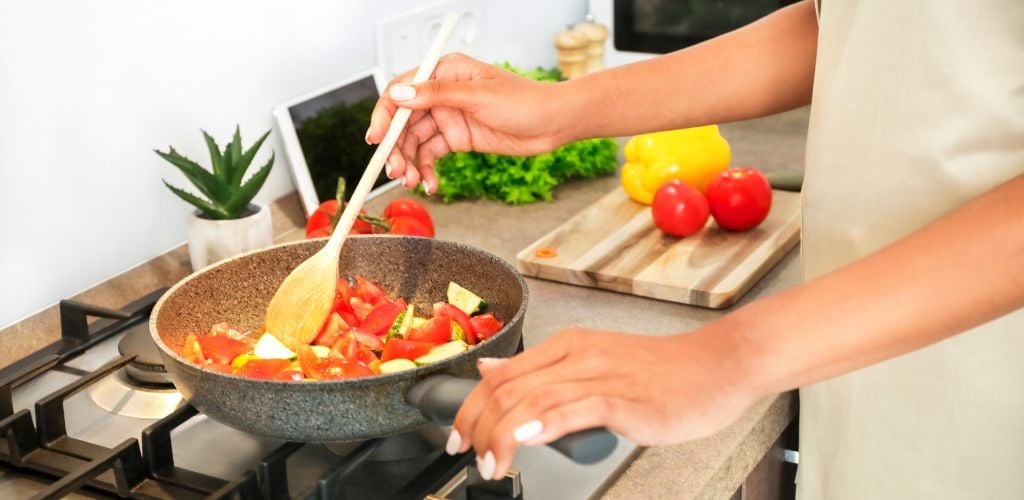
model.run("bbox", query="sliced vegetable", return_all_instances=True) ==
[236,358,290,380]
[441,304,474,345]
[450,322,465,342]
[231,353,257,371]
[181,333,205,364]
[355,276,386,305]
[297,345,345,380]
[379,358,418,374]
[315,312,351,347]
[446,282,486,315]
[310,345,331,358]
[407,317,452,345]
[380,339,434,362]
[253,333,297,360]
[388,304,416,339]
[197,335,249,365]
[414,340,469,365]
[355,302,403,337]
[273,369,304,381]
[469,313,504,341]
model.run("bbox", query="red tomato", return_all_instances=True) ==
[181,333,205,365]
[236,359,290,380]
[380,339,434,362]
[651,180,710,238]
[387,216,432,237]
[440,304,475,345]
[407,317,452,345]
[330,332,379,366]
[297,345,346,380]
[339,360,374,379]
[337,310,360,329]
[331,279,356,315]
[383,199,435,236]
[306,200,373,238]
[349,297,375,321]
[705,167,773,231]
[196,335,248,365]
[315,312,351,347]
[273,369,304,381]
[469,313,504,342]
[205,362,233,374]
[355,302,403,337]
[355,276,386,305]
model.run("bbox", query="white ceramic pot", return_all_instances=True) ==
[186,204,273,271]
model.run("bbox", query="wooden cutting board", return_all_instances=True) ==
[516,188,801,308]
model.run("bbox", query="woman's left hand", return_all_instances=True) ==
[447,327,758,480]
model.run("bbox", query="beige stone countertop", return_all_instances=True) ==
[0,108,810,499]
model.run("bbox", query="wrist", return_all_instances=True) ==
[689,313,777,404]
[547,78,593,145]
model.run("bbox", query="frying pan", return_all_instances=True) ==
[150,236,615,463]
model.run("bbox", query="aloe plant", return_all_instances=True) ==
[155,126,274,219]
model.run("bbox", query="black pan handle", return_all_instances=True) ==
[406,375,617,464]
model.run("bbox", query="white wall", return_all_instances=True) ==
[0,0,587,328]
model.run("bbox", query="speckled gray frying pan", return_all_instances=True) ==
[150,236,615,464]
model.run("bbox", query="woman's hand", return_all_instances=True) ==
[365,53,572,193]
[447,327,758,480]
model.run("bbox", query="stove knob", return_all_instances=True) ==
[467,467,523,500]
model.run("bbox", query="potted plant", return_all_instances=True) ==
[155,126,275,270]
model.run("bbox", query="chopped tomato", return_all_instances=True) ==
[367,359,382,375]
[394,297,408,309]
[350,297,375,321]
[297,345,346,380]
[205,361,233,374]
[331,332,380,366]
[353,331,385,350]
[235,358,290,380]
[332,279,356,315]
[355,302,403,337]
[381,339,434,362]
[407,317,452,345]
[315,312,351,347]
[337,310,360,329]
[340,360,374,379]
[469,313,504,341]
[273,369,304,381]
[181,333,205,365]
[440,304,475,345]
[197,335,250,365]
[355,276,386,305]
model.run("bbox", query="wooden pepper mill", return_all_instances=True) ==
[554,28,588,79]
[574,20,609,74]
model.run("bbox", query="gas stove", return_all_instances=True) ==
[0,290,637,499]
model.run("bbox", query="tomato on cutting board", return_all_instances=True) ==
[651,180,710,238]
[705,167,772,231]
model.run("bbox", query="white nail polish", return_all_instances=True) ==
[385,162,393,178]
[390,84,416,101]
[477,451,496,480]
[512,420,543,443]
[445,429,461,455]
[420,180,430,195]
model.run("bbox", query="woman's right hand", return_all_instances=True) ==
[365,53,572,193]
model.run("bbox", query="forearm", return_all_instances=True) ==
[708,175,1024,399]
[556,0,818,142]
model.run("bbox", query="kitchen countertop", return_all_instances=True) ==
[0,107,810,499]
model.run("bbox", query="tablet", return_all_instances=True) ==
[274,68,398,217]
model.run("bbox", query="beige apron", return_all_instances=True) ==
[798,1,1024,498]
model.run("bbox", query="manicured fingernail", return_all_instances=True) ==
[421,180,431,195]
[477,357,503,366]
[477,450,496,480]
[404,171,415,188]
[445,429,461,455]
[513,420,543,443]
[365,130,371,144]
[385,162,393,178]
[390,84,416,102]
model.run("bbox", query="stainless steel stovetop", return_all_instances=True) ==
[0,291,638,499]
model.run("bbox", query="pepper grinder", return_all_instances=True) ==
[554,28,588,79]
[574,18,609,74]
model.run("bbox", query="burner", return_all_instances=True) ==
[87,369,184,419]
[324,425,448,462]
[117,322,172,385]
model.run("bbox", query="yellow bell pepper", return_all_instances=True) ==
[620,125,731,205]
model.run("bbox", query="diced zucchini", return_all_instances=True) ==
[310,345,331,358]
[379,358,418,374]
[231,353,257,371]
[414,340,469,365]
[446,282,487,315]
[450,321,465,342]
[253,333,297,360]
[387,304,416,339]
[411,317,428,329]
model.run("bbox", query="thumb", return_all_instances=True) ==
[389,79,482,111]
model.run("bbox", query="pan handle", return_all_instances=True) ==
[406,375,618,465]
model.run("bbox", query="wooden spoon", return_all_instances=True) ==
[265,12,461,349]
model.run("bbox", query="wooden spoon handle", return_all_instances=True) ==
[325,12,460,254]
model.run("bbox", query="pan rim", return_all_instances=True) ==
[149,235,529,388]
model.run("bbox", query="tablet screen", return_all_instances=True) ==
[287,75,389,203]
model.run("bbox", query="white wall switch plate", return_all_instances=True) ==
[376,0,483,80]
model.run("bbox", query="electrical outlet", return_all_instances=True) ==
[376,0,483,80]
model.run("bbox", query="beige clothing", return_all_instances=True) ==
[798,1,1024,499]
